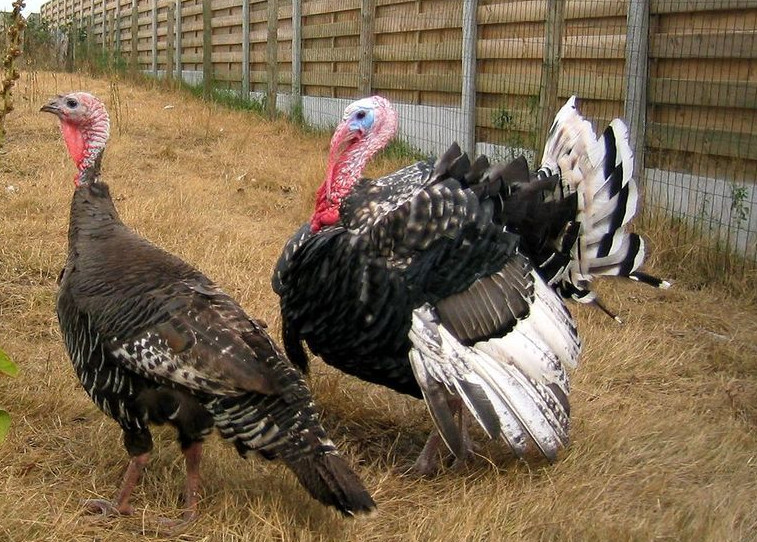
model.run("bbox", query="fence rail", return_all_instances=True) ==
[37,0,757,266]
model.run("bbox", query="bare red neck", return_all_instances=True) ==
[60,114,109,187]
[311,144,372,232]
[310,100,398,232]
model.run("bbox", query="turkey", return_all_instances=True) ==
[273,96,668,473]
[41,92,376,526]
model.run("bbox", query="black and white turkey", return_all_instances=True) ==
[42,92,376,525]
[273,95,668,473]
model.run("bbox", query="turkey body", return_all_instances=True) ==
[59,183,296,458]
[43,91,375,522]
[60,182,374,515]
[278,159,524,399]
[274,96,664,468]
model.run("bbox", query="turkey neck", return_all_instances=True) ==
[68,180,123,245]
[311,143,372,232]
[66,143,124,243]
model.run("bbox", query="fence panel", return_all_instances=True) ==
[36,0,757,269]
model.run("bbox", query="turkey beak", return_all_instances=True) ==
[40,97,63,116]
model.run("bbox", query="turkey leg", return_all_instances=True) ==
[83,451,150,517]
[157,440,203,530]
[179,441,202,523]
[412,399,479,475]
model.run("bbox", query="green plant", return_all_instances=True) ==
[177,79,266,115]
[378,137,426,162]
[0,347,18,444]
[1,0,26,148]
[289,100,305,128]
[730,182,750,226]
[491,107,513,130]
[21,15,57,70]
[489,95,540,163]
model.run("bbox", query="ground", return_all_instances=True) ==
[0,72,755,541]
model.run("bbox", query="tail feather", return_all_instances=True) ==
[630,270,672,289]
[285,453,377,517]
[535,97,669,319]
[205,368,375,516]
[409,280,579,462]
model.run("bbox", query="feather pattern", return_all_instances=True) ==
[408,253,578,460]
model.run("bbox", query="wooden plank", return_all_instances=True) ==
[212,0,243,10]
[560,73,624,101]
[358,0,376,95]
[477,38,543,59]
[656,9,757,34]
[478,72,540,95]
[373,73,462,93]
[625,0,649,181]
[477,71,625,101]
[374,11,462,33]
[651,31,757,59]
[302,20,359,39]
[478,0,626,25]
[212,14,246,28]
[301,71,359,87]
[181,4,203,17]
[647,123,757,161]
[302,0,359,16]
[202,0,212,97]
[373,41,462,61]
[652,104,756,133]
[478,35,626,60]
[651,0,757,14]
[303,47,360,62]
[267,0,279,117]
[535,0,565,157]
[649,78,757,109]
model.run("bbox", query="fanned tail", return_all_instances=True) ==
[205,366,376,517]
[408,270,580,462]
[536,96,670,319]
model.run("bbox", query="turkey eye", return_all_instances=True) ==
[356,110,366,120]
[66,99,78,108]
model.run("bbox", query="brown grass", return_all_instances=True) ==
[1,72,756,542]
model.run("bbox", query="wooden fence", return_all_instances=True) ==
[38,0,757,184]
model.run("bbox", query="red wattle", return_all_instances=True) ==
[60,122,86,169]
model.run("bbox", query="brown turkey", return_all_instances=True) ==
[42,92,376,526]
[273,96,669,474]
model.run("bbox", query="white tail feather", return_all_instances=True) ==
[408,288,580,461]
[541,97,651,291]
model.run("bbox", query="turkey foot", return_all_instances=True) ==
[82,452,149,518]
[410,407,480,476]
[82,498,134,517]
[153,441,203,533]
[410,430,447,476]
[449,409,481,471]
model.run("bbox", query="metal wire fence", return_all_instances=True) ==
[34,0,757,276]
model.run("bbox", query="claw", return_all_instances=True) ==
[81,498,134,517]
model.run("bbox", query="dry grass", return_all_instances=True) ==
[1,72,756,542]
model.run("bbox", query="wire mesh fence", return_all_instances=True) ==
[34,0,757,276]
